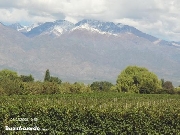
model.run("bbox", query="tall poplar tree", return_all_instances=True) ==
[44,69,50,82]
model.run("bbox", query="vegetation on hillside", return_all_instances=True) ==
[0,66,180,95]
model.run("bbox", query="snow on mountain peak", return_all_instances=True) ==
[8,19,128,37]
[25,23,43,32]
[8,23,24,31]
[72,19,121,36]
[172,42,180,47]
[116,23,125,28]
[72,23,100,32]
[7,19,161,42]
[48,26,64,36]
[75,19,127,35]
[71,23,119,36]
[37,20,75,37]
[46,20,74,36]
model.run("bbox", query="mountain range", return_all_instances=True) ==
[1,19,180,85]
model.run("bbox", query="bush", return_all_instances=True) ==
[70,82,91,93]
[41,82,60,94]
[0,78,24,95]
[90,81,113,91]
[20,74,34,82]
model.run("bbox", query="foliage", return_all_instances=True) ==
[90,81,113,91]
[59,82,72,93]
[0,86,5,95]
[163,81,174,90]
[21,81,43,95]
[116,66,162,93]
[0,79,24,95]
[161,78,165,87]
[163,81,174,94]
[157,80,175,94]
[70,82,91,93]
[0,69,19,80]
[21,81,60,95]
[0,93,180,134]
[42,81,61,94]
[0,68,178,95]
[44,69,50,82]
[174,87,180,94]
[0,69,24,95]
[43,69,62,85]
[20,74,34,82]
[49,76,62,84]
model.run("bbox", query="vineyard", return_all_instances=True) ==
[1,92,180,134]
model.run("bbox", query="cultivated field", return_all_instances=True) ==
[1,92,180,134]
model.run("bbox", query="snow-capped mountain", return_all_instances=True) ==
[74,19,158,42]
[25,20,74,37]
[1,19,180,85]
[172,42,180,47]
[22,19,158,43]
[8,22,42,33]
[8,23,25,31]
[75,19,121,34]
[7,19,180,48]
[25,23,43,32]
[73,19,180,47]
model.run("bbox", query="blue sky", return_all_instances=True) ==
[0,0,180,42]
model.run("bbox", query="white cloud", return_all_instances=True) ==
[0,0,180,41]
[0,8,29,23]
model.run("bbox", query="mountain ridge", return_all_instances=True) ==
[7,19,180,47]
[1,19,180,85]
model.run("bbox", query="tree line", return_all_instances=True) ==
[0,66,180,95]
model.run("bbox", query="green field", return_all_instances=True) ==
[1,92,180,134]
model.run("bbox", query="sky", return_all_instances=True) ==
[0,0,180,42]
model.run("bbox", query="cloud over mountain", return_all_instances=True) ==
[0,0,180,41]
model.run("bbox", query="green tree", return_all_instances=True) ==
[0,69,24,95]
[161,78,165,87]
[20,74,34,82]
[0,69,19,80]
[41,82,60,94]
[59,82,72,93]
[90,81,113,91]
[44,69,50,82]
[116,66,162,94]
[175,87,180,94]
[70,82,91,93]
[163,81,174,90]
[1,79,24,95]
[49,76,62,84]
[162,81,174,94]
